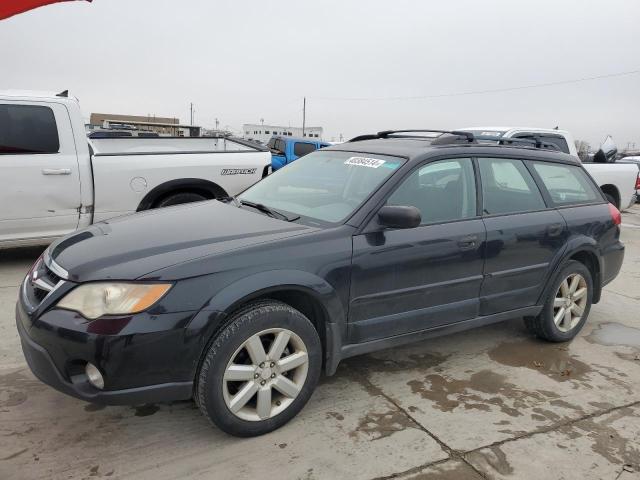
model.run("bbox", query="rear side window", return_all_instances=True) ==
[0,104,60,154]
[532,162,601,205]
[479,158,546,215]
[293,142,316,158]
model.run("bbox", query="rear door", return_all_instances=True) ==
[349,158,486,343]
[0,101,81,242]
[478,157,567,314]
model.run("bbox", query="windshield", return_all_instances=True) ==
[239,150,405,224]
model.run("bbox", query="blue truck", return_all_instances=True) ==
[267,135,331,170]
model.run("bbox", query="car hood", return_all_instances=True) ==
[48,201,315,282]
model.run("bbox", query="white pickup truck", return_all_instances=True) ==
[460,127,639,210]
[0,91,272,248]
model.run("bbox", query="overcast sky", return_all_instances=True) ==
[1,0,639,147]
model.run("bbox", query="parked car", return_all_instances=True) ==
[0,90,271,248]
[267,135,330,170]
[459,127,638,210]
[17,129,624,437]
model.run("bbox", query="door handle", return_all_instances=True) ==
[458,235,478,250]
[547,223,563,236]
[42,168,71,175]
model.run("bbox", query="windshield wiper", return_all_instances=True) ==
[239,200,300,222]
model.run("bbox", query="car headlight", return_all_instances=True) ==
[57,283,172,319]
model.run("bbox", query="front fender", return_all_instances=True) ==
[202,269,345,321]
[187,269,347,376]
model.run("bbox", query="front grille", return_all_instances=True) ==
[24,257,65,309]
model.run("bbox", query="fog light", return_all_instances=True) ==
[85,363,104,390]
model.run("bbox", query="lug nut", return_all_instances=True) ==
[271,373,276,378]
[260,380,266,386]
[259,362,265,368]
[254,373,259,379]
[275,400,281,406]
[270,362,275,367]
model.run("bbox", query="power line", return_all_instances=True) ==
[313,68,640,102]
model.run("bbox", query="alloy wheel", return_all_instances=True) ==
[553,273,588,333]
[222,328,309,421]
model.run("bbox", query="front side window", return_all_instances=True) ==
[479,158,546,215]
[387,158,476,224]
[0,104,59,154]
[293,142,316,157]
[532,162,601,205]
[239,151,404,223]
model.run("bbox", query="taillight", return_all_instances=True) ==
[635,172,640,191]
[608,202,621,226]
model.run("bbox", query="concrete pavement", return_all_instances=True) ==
[1,207,639,480]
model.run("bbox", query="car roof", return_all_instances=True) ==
[323,137,580,165]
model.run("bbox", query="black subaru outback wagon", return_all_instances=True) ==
[17,130,624,436]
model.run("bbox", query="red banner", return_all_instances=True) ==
[1,0,91,20]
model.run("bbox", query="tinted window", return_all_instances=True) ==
[387,158,476,224]
[0,104,59,154]
[479,158,545,214]
[273,139,286,154]
[293,142,316,157]
[532,162,601,205]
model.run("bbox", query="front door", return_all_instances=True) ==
[349,158,486,343]
[477,157,568,314]
[0,101,81,243]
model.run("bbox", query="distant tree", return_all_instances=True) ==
[575,140,591,162]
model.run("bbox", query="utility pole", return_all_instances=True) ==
[302,97,306,137]
[190,103,194,125]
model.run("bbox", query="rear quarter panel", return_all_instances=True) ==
[556,202,623,288]
[90,151,270,222]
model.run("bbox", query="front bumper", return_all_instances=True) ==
[16,299,198,405]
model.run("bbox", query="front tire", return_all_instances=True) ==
[155,192,208,208]
[196,300,322,437]
[524,260,593,342]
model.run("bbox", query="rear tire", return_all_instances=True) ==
[196,300,322,437]
[524,260,593,342]
[155,192,208,208]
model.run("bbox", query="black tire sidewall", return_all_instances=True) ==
[198,302,322,437]
[156,192,207,208]
[542,260,593,341]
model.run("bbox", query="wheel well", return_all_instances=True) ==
[137,178,228,211]
[253,290,328,353]
[220,288,329,360]
[600,184,620,208]
[569,250,602,303]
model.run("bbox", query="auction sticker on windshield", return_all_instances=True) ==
[345,157,386,168]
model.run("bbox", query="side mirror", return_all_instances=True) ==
[378,205,421,229]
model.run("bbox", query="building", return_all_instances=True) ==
[242,123,323,144]
[89,113,201,137]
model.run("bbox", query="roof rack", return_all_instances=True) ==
[349,129,474,143]
[348,129,561,152]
